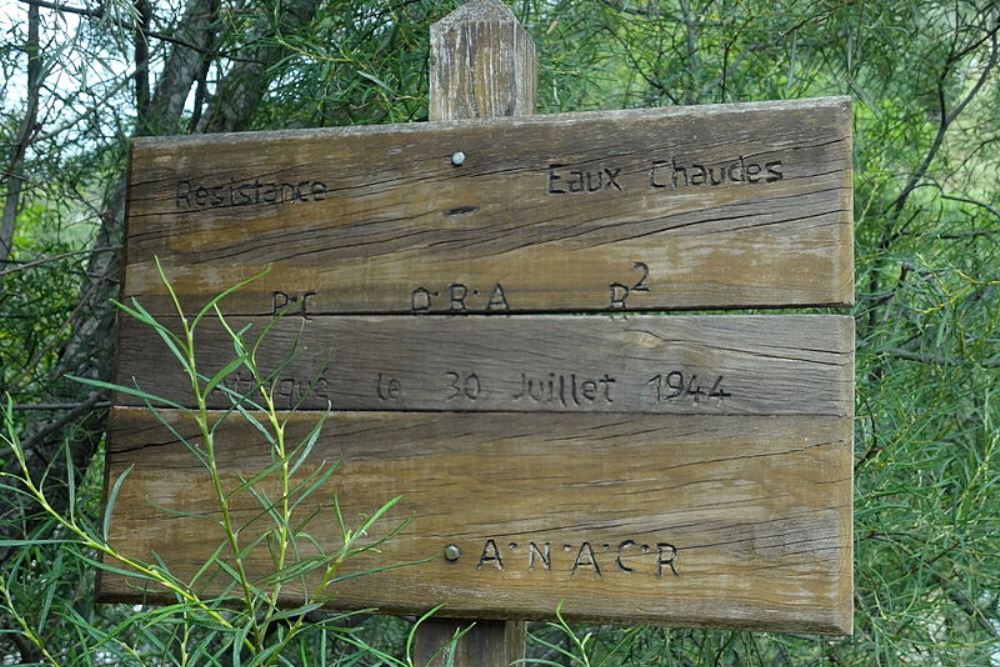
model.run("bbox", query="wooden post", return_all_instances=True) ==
[414,1,535,664]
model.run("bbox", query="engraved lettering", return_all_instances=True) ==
[247,375,331,409]
[650,160,670,189]
[477,539,503,570]
[616,540,636,572]
[547,164,566,194]
[272,291,291,315]
[446,372,480,401]
[377,373,402,401]
[528,542,551,571]
[271,291,314,319]
[727,162,741,182]
[449,283,468,311]
[511,372,614,407]
[410,283,510,313]
[277,378,305,408]
[632,261,650,292]
[313,376,330,400]
[410,287,432,313]
[586,170,603,192]
[174,178,328,210]
[672,159,688,188]
[548,164,624,194]
[572,542,601,576]
[237,183,254,204]
[765,160,784,182]
[262,183,278,203]
[646,156,784,190]
[648,372,730,402]
[599,374,615,402]
[175,180,192,207]
[300,291,316,319]
[194,186,209,207]
[486,283,510,311]
[446,372,461,401]
[609,283,629,309]
[690,164,707,186]
[656,543,678,577]
[604,167,622,191]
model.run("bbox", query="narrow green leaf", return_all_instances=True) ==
[289,412,327,477]
[65,442,76,524]
[203,356,245,398]
[266,602,324,623]
[191,268,270,331]
[103,464,134,542]
[68,375,184,410]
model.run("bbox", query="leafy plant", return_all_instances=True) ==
[0,260,433,665]
[520,603,638,667]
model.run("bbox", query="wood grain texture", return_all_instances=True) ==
[99,407,853,634]
[122,97,853,316]
[114,314,854,416]
[107,0,857,642]
[429,0,536,120]
[426,1,534,659]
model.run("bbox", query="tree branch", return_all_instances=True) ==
[12,402,112,411]
[941,193,1000,221]
[885,20,999,215]
[16,0,257,63]
[1,1,42,262]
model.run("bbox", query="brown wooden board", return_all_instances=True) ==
[123,97,853,316]
[101,315,853,631]
[100,407,853,634]
[110,92,856,634]
[114,314,853,416]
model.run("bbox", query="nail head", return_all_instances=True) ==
[444,544,461,561]
[451,151,466,166]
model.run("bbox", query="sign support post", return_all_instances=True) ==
[413,2,533,664]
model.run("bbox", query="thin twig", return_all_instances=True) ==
[12,402,112,411]
[885,21,999,215]
[886,347,1000,368]
[0,246,120,277]
[16,0,260,63]
[941,193,1000,221]
[17,391,107,455]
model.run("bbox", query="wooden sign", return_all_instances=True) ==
[114,315,852,416]
[123,98,852,316]
[101,98,854,635]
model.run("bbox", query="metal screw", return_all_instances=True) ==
[450,151,466,166]
[444,544,461,562]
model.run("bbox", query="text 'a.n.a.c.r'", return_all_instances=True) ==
[473,539,678,578]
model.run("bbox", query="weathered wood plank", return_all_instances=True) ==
[425,2,537,659]
[114,314,853,415]
[429,0,536,120]
[123,97,853,316]
[98,407,853,634]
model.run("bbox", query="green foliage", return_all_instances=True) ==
[1,0,997,664]
[0,268,435,665]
